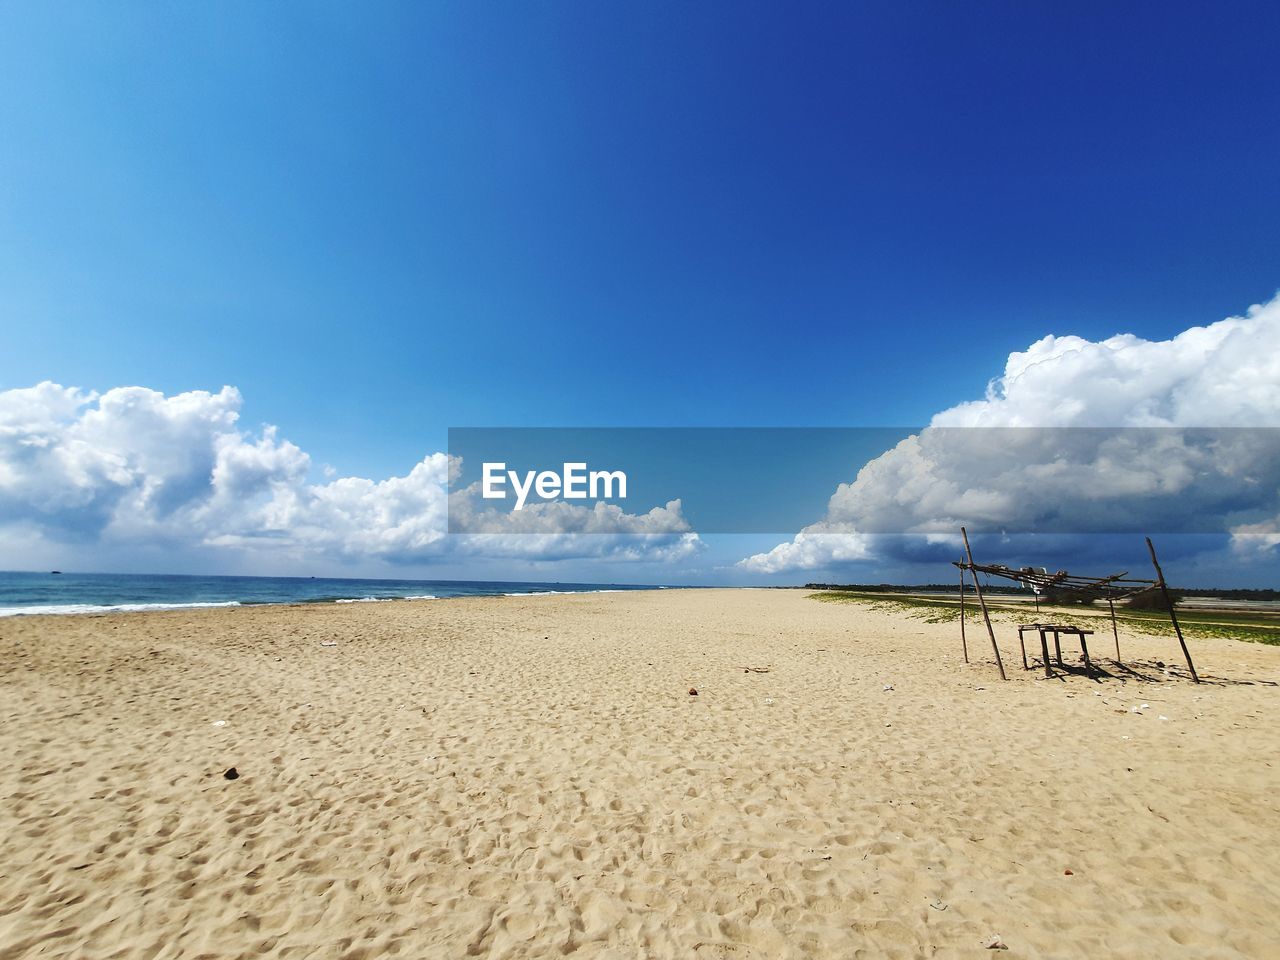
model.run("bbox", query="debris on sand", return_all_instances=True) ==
[983,935,1008,950]
[688,687,698,696]
[223,767,239,780]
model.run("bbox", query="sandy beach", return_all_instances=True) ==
[2,588,1278,958]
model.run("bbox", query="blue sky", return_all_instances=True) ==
[1,3,1278,585]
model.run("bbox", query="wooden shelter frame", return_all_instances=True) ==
[953,527,1199,683]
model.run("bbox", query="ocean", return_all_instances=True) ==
[0,570,665,617]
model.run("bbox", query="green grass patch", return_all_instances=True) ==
[808,591,1280,645]
[1113,610,1280,645]
[808,591,976,624]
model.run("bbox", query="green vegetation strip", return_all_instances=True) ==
[807,591,1280,646]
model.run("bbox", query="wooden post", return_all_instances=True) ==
[961,527,1006,680]
[1039,627,1053,678]
[958,562,969,664]
[1146,537,1200,683]
[1108,598,1120,662]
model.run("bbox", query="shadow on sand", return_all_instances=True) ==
[1022,656,1276,687]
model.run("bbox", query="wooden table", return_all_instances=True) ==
[1017,623,1096,678]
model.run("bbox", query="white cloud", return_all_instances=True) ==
[0,382,700,567]
[932,297,1280,428]
[731,532,873,575]
[740,294,1280,573]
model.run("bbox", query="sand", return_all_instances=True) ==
[1,588,1278,959]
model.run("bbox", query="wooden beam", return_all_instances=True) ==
[1108,598,1120,663]
[1039,627,1053,678]
[961,527,1006,680]
[959,560,969,664]
[1146,537,1200,683]
[962,560,1153,597]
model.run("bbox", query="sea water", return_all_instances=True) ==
[0,570,663,616]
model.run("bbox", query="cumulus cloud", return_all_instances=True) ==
[445,490,699,561]
[0,382,306,543]
[740,294,1280,573]
[0,382,701,567]
[730,532,874,575]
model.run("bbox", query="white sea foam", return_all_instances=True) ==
[0,601,243,618]
[0,589,629,616]
[504,589,627,597]
[334,595,438,603]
